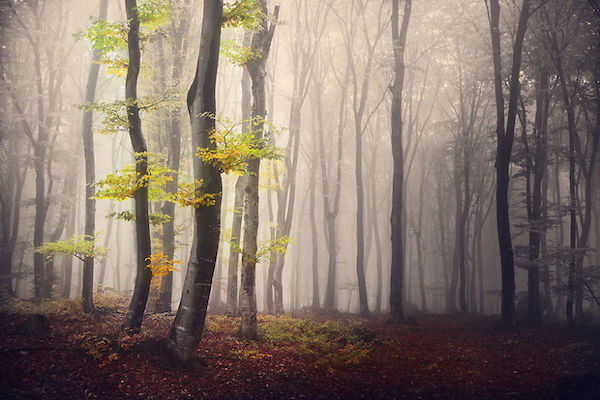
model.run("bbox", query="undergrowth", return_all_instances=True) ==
[0,291,127,318]
[206,314,374,365]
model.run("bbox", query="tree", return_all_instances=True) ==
[486,0,532,326]
[163,0,223,371]
[390,0,411,320]
[226,31,252,316]
[156,0,192,313]
[240,0,278,339]
[122,0,153,331]
[80,0,108,314]
[266,0,330,316]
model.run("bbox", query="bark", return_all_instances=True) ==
[549,31,600,321]
[390,0,411,320]
[526,67,549,321]
[41,177,74,298]
[97,201,114,288]
[227,176,246,315]
[309,144,320,310]
[61,189,77,298]
[266,0,331,315]
[319,63,347,312]
[163,0,223,371]
[122,0,153,331]
[487,0,531,327]
[228,32,251,316]
[415,160,427,312]
[32,17,48,300]
[79,0,108,312]
[0,134,27,297]
[240,0,278,338]
[156,0,191,313]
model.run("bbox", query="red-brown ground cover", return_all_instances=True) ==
[1,299,599,400]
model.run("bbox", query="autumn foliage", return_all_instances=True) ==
[1,298,599,399]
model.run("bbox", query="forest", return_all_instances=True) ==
[1,0,600,399]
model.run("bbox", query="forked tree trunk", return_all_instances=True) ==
[487,0,531,327]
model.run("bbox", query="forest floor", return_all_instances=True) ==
[1,295,600,400]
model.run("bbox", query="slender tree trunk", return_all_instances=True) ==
[97,201,114,288]
[163,0,222,371]
[527,68,549,322]
[240,1,278,339]
[309,151,320,310]
[157,1,190,313]
[416,163,427,312]
[320,68,347,312]
[227,176,246,316]
[122,0,153,331]
[62,186,77,298]
[80,0,108,312]
[390,0,411,321]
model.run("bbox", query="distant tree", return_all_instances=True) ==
[156,0,193,314]
[390,0,411,320]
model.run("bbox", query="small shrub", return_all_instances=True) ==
[257,315,373,365]
[0,297,85,319]
[94,291,128,314]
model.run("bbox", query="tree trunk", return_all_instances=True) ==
[527,67,549,322]
[122,0,153,331]
[319,65,347,313]
[390,0,411,320]
[156,0,190,314]
[80,0,108,312]
[240,0,278,339]
[163,0,222,371]
[487,0,531,327]
[309,147,320,310]
[62,186,77,298]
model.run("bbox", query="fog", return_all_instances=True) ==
[1,0,599,326]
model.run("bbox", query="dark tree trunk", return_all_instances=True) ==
[526,67,549,322]
[122,0,153,331]
[487,0,531,327]
[390,0,411,320]
[163,0,223,371]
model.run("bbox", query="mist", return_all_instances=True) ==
[1,0,600,398]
